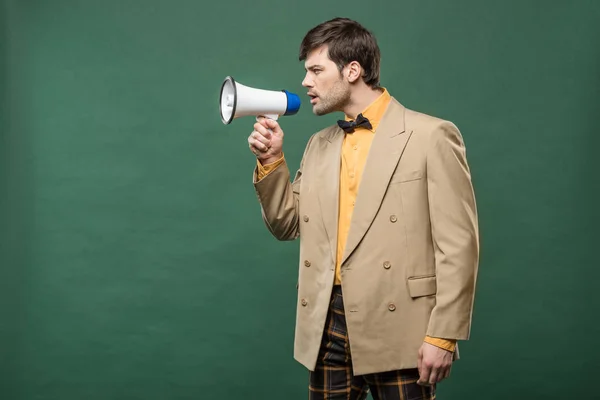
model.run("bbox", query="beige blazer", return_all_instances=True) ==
[253,98,479,376]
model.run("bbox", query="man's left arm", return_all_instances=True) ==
[418,120,479,385]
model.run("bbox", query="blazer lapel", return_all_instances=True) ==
[341,98,412,265]
[316,126,344,266]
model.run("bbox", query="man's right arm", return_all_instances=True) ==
[250,118,314,241]
[253,153,303,241]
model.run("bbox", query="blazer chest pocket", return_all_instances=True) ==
[390,170,423,184]
[407,275,437,298]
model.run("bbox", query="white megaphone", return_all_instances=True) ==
[219,76,301,124]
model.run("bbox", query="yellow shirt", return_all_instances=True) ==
[255,89,456,353]
[335,88,390,285]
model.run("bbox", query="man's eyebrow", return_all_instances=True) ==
[305,64,324,71]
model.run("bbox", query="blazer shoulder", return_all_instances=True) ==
[404,107,462,140]
[405,107,452,130]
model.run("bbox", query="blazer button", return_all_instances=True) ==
[390,215,397,223]
[301,299,308,306]
[388,303,396,311]
[304,260,311,267]
[383,261,391,269]
[303,215,309,222]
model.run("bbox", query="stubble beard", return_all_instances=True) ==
[312,79,351,116]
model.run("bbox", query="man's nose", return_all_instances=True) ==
[302,74,313,88]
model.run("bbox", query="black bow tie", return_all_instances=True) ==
[337,113,372,133]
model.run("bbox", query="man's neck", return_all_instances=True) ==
[343,86,384,119]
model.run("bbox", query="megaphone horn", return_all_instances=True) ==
[219,76,301,125]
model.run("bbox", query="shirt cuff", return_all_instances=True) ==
[424,336,457,352]
[256,154,285,181]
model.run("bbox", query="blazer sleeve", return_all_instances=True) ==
[425,121,480,340]
[252,134,316,241]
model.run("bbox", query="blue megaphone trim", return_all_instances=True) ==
[283,90,301,116]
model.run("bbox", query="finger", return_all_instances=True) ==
[249,128,271,150]
[417,349,423,375]
[253,122,272,139]
[248,134,262,150]
[248,137,267,154]
[247,136,256,151]
[443,364,452,380]
[248,140,259,154]
[250,139,269,153]
[251,130,271,149]
[440,370,449,382]
[417,364,431,386]
[428,367,438,385]
[438,365,450,382]
[262,118,282,136]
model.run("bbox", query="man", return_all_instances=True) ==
[247,17,479,400]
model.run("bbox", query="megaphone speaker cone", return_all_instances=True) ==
[219,76,237,125]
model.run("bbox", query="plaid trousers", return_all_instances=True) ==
[309,286,436,400]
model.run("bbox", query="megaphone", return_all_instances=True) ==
[219,76,301,124]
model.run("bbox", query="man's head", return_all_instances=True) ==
[299,17,381,116]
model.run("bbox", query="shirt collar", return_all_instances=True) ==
[344,87,391,133]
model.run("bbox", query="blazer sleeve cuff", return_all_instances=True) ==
[256,154,285,182]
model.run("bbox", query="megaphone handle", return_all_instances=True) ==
[256,114,278,134]
[256,114,279,121]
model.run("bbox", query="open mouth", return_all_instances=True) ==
[308,94,319,104]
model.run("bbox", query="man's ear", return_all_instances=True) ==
[345,61,362,83]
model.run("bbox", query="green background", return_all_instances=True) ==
[2,1,599,399]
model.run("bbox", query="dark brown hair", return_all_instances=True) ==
[299,17,381,89]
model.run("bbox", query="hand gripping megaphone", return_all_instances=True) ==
[219,76,301,124]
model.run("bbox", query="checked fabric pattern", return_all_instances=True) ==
[309,286,436,400]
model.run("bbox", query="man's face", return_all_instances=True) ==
[302,45,350,116]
